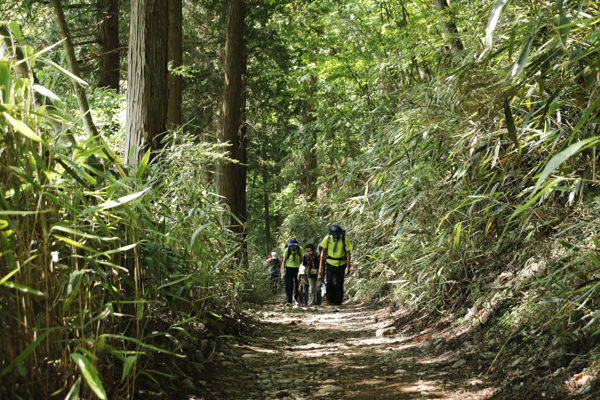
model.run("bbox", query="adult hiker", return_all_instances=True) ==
[318,225,352,306]
[302,243,319,306]
[282,237,305,305]
[266,252,280,298]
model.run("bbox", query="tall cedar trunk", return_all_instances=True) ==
[97,0,120,91]
[433,0,464,52]
[262,144,271,251]
[275,181,282,229]
[235,50,248,268]
[125,0,169,165]
[167,0,183,128]
[50,0,100,140]
[303,91,318,201]
[217,0,245,234]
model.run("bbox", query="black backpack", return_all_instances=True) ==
[268,258,280,275]
[325,231,347,262]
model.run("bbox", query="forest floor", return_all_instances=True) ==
[164,296,599,400]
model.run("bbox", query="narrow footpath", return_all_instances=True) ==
[190,300,537,400]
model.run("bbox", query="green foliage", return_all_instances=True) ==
[255,0,600,348]
[0,26,241,398]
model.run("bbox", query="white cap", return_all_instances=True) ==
[298,266,306,275]
[271,252,277,257]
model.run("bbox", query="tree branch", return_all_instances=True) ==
[74,40,99,46]
[79,46,127,64]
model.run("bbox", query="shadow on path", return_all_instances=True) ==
[194,301,503,399]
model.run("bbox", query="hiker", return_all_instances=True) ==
[266,252,280,298]
[298,265,309,306]
[318,225,353,306]
[302,243,319,306]
[282,237,305,305]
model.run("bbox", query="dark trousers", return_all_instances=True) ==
[326,263,346,305]
[285,267,299,304]
[268,274,278,295]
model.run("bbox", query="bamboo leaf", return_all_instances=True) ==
[135,149,151,181]
[511,34,534,76]
[570,96,600,141]
[100,334,175,355]
[4,113,44,143]
[9,22,22,44]
[0,268,19,285]
[506,177,567,230]
[535,137,600,188]
[54,235,97,254]
[82,188,152,215]
[191,223,210,248]
[32,84,61,102]
[2,281,45,296]
[486,0,510,49]
[122,355,137,382]
[64,377,81,400]
[504,102,519,148]
[559,13,571,46]
[0,210,51,216]
[67,270,84,296]
[0,61,10,104]
[51,225,118,241]
[70,354,107,400]
[452,223,461,257]
[38,57,88,86]
[1,330,50,376]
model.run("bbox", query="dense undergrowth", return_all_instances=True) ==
[271,0,600,389]
[0,25,243,398]
[3,0,600,397]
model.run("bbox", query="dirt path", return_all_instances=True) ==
[192,301,510,400]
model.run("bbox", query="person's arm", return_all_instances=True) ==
[345,250,351,275]
[282,252,287,278]
[318,247,326,276]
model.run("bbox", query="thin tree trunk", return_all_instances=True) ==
[262,144,271,250]
[50,0,100,139]
[275,181,282,229]
[303,90,318,201]
[433,0,464,53]
[217,0,245,233]
[167,0,183,128]
[125,0,169,165]
[97,0,120,91]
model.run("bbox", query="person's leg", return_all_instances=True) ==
[285,267,294,303]
[334,266,345,305]
[326,264,336,305]
[302,282,309,305]
[287,267,299,304]
[269,275,276,295]
[307,278,315,306]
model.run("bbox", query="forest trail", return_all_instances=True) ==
[192,300,515,400]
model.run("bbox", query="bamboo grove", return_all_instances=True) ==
[2,0,600,397]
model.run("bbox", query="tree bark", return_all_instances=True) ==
[125,0,169,165]
[167,0,183,128]
[302,90,318,201]
[262,144,271,251]
[50,0,100,140]
[97,0,120,91]
[217,0,246,233]
[275,181,282,229]
[433,0,464,53]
